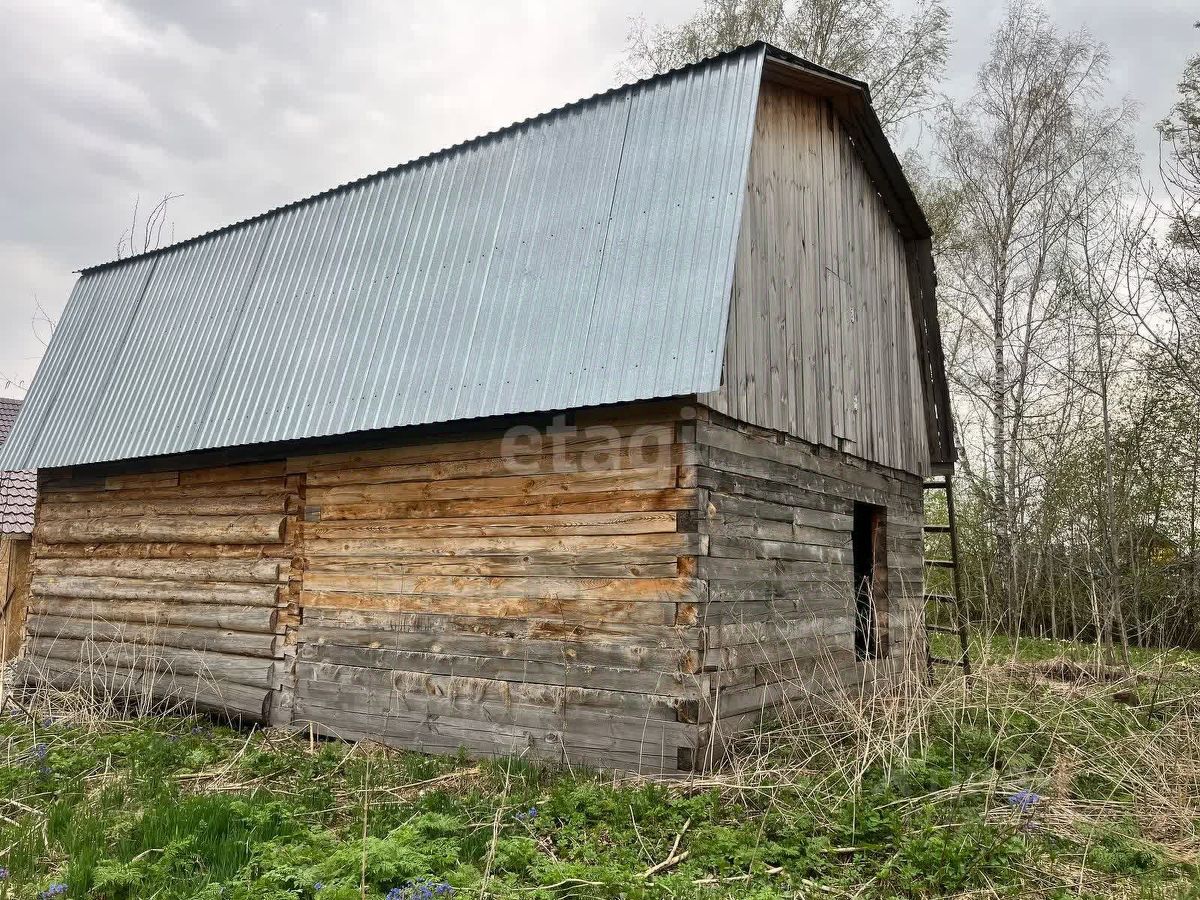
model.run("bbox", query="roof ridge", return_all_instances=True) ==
[77,41,770,275]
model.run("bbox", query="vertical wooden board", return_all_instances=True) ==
[819,100,841,448]
[1,537,30,662]
[867,164,880,459]
[707,77,934,478]
[892,234,914,471]
[811,97,830,448]
[793,93,813,441]
[764,90,789,434]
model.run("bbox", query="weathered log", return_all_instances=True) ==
[36,514,286,545]
[31,575,280,607]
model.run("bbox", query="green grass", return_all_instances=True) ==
[2,635,1199,899]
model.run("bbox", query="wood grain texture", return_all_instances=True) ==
[690,407,926,749]
[288,408,705,772]
[701,79,931,476]
[25,466,296,720]
[0,536,30,662]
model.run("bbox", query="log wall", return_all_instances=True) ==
[21,400,924,771]
[692,406,925,760]
[27,463,299,719]
[286,404,705,772]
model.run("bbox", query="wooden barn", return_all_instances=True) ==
[0,43,953,772]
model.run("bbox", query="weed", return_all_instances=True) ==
[0,635,1197,897]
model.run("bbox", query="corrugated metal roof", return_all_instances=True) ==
[0,45,765,470]
[0,398,35,534]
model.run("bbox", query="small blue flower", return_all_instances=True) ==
[31,743,48,761]
[0,866,9,879]
[312,883,323,894]
[386,881,453,900]
[1007,789,1040,812]
[38,883,68,899]
[514,806,538,822]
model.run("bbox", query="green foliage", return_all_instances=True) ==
[1,640,1197,898]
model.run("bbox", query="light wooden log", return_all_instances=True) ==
[314,489,697,521]
[295,649,698,696]
[299,591,682,626]
[293,666,690,720]
[37,515,286,545]
[304,532,693,560]
[31,597,277,632]
[299,607,702,649]
[31,575,280,607]
[294,680,695,742]
[26,638,275,686]
[307,511,677,539]
[288,423,677,473]
[178,460,287,486]
[104,471,180,491]
[299,623,696,671]
[32,557,285,584]
[34,544,291,560]
[305,445,689,487]
[40,479,296,504]
[301,573,700,602]
[28,614,279,657]
[20,653,270,720]
[39,495,290,522]
[309,467,675,506]
[302,556,678,578]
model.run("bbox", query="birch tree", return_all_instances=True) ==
[622,0,950,130]
[934,0,1136,630]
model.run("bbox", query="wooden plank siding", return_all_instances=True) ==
[704,79,931,477]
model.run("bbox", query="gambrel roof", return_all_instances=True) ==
[0,43,951,471]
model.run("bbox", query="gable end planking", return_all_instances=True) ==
[703,75,933,476]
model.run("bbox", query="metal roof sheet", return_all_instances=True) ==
[0,46,765,470]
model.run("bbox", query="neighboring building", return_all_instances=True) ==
[0,397,35,661]
[0,43,952,771]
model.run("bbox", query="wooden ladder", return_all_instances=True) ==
[923,476,971,677]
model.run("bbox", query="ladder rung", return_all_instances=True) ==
[924,593,957,604]
[922,524,953,533]
[928,654,969,668]
[925,623,961,635]
[925,558,956,568]
[923,479,951,490]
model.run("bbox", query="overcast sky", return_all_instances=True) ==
[1,0,1194,395]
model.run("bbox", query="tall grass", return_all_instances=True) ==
[0,635,1197,898]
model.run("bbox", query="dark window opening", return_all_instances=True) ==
[853,502,889,661]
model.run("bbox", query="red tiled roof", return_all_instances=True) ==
[0,398,34,535]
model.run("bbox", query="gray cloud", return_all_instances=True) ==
[0,0,1192,392]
